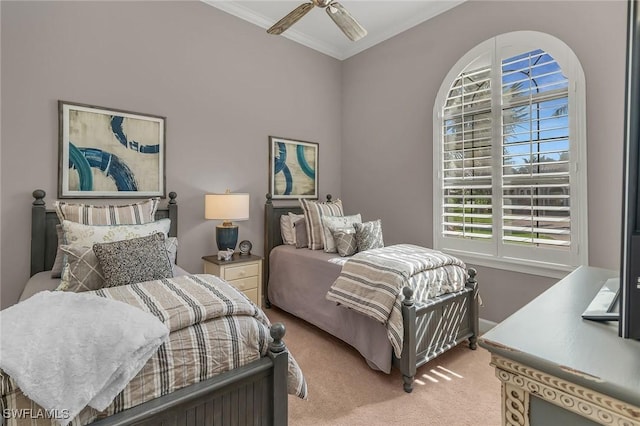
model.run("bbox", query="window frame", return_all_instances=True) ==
[433,31,588,278]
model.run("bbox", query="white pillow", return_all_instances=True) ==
[61,219,171,247]
[321,214,362,253]
[280,213,304,245]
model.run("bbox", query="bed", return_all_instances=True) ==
[1,189,305,426]
[263,193,479,393]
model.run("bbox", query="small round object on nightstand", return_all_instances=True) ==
[239,240,252,256]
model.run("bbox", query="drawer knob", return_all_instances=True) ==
[239,271,246,277]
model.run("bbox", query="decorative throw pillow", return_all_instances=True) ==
[332,228,358,257]
[93,233,173,288]
[321,214,362,253]
[52,198,160,277]
[294,218,308,249]
[56,237,177,293]
[280,212,304,245]
[61,218,171,247]
[54,198,160,225]
[354,220,384,252]
[300,199,344,250]
[50,225,66,278]
[56,245,106,293]
[165,237,178,264]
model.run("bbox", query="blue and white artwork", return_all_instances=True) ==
[59,102,165,198]
[270,136,318,199]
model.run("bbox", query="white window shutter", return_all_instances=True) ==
[434,31,587,274]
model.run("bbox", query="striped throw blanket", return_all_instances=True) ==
[326,244,467,357]
[1,274,307,426]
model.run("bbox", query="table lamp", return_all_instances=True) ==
[205,191,250,251]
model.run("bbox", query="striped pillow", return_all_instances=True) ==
[54,198,160,225]
[300,199,343,250]
[51,198,160,278]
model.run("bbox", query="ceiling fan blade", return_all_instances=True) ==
[267,3,315,35]
[326,2,367,41]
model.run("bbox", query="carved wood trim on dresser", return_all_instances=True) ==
[479,266,640,426]
[492,354,640,426]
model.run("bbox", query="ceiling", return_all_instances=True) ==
[202,1,466,60]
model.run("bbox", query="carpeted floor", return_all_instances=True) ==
[266,307,502,426]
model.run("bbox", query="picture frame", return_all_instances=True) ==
[269,136,318,200]
[58,100,166,198]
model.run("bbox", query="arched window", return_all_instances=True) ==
[433,31,587,277]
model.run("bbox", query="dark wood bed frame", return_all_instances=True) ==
[263,193,479,393]
[29,189,290,426]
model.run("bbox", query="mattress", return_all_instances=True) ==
[4,274,307,425]
[268,245,393,373]
[18,265,192,302]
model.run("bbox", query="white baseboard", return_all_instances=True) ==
[479,318,498,335]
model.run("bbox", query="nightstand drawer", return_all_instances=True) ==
[201,254,263,307]
[242,288,258,305]
[225,263,259,281]
[229,276,259,292]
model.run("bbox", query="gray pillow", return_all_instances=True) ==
[51,224,66,278]
[57,244,105,292]
[332,228,357,257]
[354,220,384,252]
[294,218,308,249]
[93,233,173,288]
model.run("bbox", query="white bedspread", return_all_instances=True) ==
[0,291,169,425]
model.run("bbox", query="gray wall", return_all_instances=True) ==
[0,1,342,308]
[341,0,627,322]
[1,0,628,323]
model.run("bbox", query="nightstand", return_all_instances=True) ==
[202,253,263,306]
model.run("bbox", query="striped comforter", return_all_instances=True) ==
[1,274,307,426]
[326,244,467,357]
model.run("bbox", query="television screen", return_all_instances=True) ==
[620,0,640,339]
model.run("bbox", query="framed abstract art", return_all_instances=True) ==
[269,136,318,199]
[58,101,166,198]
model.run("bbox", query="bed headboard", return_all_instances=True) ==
[30,189,178,276]
[263,192,331,306]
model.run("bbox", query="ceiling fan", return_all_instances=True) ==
[267,0,367,42]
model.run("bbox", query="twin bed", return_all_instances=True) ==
[4,188,481,425]
[2,190,304,426]
[263,193,480,392]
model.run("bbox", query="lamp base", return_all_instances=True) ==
[216,225,238,251]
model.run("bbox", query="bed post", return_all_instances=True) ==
[400,286,417,393]
[466,268,479,350]
[167,192,178,237]
[264,194,274,308]
[31,189,47,276]
[268,322,288,426]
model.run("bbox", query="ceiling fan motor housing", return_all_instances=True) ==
[268,0,367,42]
[313,0,333,8]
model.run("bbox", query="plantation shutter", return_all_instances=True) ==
[500,49,571,249]
[441,66,493,240]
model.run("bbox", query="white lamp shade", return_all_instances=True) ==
[205,193,250,221]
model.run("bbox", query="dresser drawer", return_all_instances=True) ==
[229,276,259,292]
[225,263,259,281]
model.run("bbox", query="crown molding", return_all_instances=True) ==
[202,1,466,61]
[202,0,345,59]
[340,0,466,59]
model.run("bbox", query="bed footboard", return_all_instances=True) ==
[396,269,479,393]
[91,324,289,426]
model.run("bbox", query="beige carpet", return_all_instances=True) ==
[265,307,502,426]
